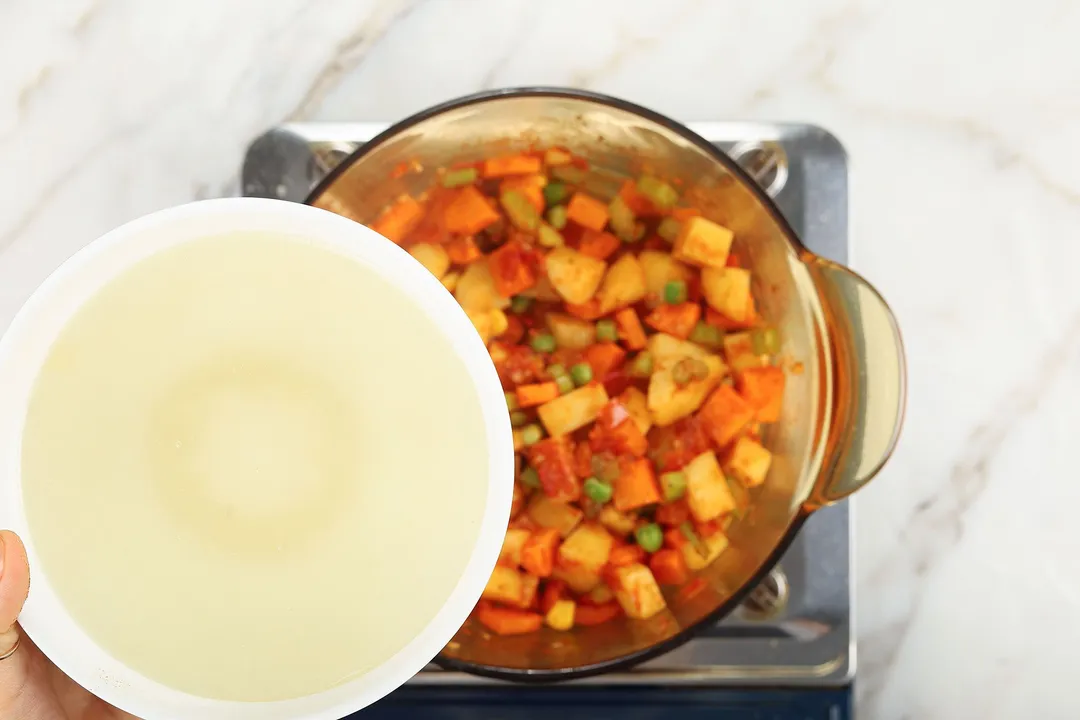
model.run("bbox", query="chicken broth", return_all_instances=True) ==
[21,232,489,701]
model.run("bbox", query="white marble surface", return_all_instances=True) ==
[2,0,1078,717]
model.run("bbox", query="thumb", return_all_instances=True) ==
[0,530,30,654]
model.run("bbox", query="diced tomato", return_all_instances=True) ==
[644,302,701,339]
[601,368,632,398]
[725,252,743,268]
[446,235,482,265]
[573,442,594,478]
[650,416,712,472]
[663,527,688,550]
[488,241,540,297]
[498,314,526,345]
[494,345,545,388]
[475,603,544,635]
[528,438,581,502]
[583,342,626,379]
[650,549,690,586]
[521,527,560,578]
[574,601,622,626]
[655,498,690,527]
[589,399,648,457]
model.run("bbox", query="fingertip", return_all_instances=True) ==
[0,531,30,631]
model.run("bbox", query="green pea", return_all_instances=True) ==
[511,295,533,314]
[520,466,541,489]
[635,523,663,553]
[543,181,569,207]
[521,424,544,446]
[547,363,567,378]
[629,351,654,378]
[657,217,681,243]
[555,375,575,394]
[570,363,593,386]
[596,319,618,342]
[530,333,557,353]
[510,410,529,428]
[442,167,478,188]
[504,391,519,410]
[663,280,688,305]
[689,321,723,348]
[583,476,613,504]
[660,471,687,501]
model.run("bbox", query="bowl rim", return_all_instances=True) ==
[0,197,515,716]
[304,86,818,681]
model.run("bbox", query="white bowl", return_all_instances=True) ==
[0,198,514,719]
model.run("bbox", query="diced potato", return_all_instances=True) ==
[722,332,768,373]
[499,528,531,567]
[537,384,610,437]
[681,529,730,571]
[587,583,615,605]
[596,253,648,312]
[545,599,576,631]
[441,271,460,293]
[639,250,692,299]
[598,505,636,536]
[520,275,562,302]
[619,386,652,436]
[610,563,667,619]
[527,495,584,537]
[558,523,614,573]
[684,451,737,522]
[466,308,495,345]
[552,562,601,594]
[672,216,734,269]
[482,566,537,608]
[408,243,451,279]
[456,260,511,313]
[546,247,607,304]
[724,436,772,488]
[701,267,753,322]
[646,334,727,426]
[547,313,596,350]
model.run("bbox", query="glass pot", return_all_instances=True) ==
[306,88,905,680]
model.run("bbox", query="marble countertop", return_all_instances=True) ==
[2,1,1078,717]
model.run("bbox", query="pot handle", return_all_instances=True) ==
[803,257,906,507]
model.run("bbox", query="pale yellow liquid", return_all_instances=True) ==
[21,233,488,701]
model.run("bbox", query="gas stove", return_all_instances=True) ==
[241,121,854,718]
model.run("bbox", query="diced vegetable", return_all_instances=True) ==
[441,271,460,292]
[578,229,620,260]
[596,318,618,343]
[608,195,641,242]
[566,192,610,231]
[527,495,584,537]
[609,544,646,567]
[570,363,593,386]
[521,527,561,577]
[510,410,529,428]
[408,243,451,279]
[613,457,661,511]
[589,398,648,457]
[628,351,654,378]
[610,563,667,619]
[545,599,576,631]
[736,366,785,423]
[660,471,687,501]
[501,174,547,211]
[476,603,544,635]
[583,476,613,504]
[517,381,560,408]
[598,506,636,536]
[529,437,581,502]
[635,176,678,210]
[645,334,727,426]
[614,308,647,350]
[545,247,607,305]
[618,387,652,435]
[689,321,724,349]
[657,217,681,243]
[530,333,557,353]
[499,528,531,567]
[446,235,482,265]
[510,294,533,314]
[445,186,501,235]
[701,267,753,322]
[537,223,565,248]
[645,302,701,339]
[482,566,538,608]
[724,436,772,488]
[370,195,424,243]
[552,562,601,594]
[520,466,541,488]
[751,327,780,355]
[501,190,542,231]
[547,204,569,229]
[722,332,767,372]
[582,342,626,380]
[635,523,663,553]
[488,240,539,297]
[455,259,510,313]
[547,314,596,350]
[672,216,734,268]
[663,280,688,305]
[680,528,729,571]
[558,523,615,573]
[639,250,692,300]
[654,498,690,526]
[544,148,574,166]
[650,549,690,585]
[537,383,610,437]
[683,451,736,522]
[555,375,575,394]
[596,253,648,312]
[442,167,479,188]
[698,385,755,449]
[521,423,544,446]
[550,164,587,185]
[483,154,543,177]
[543,181,569,206]
[672,357,709,387]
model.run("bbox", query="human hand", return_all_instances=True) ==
[0,530,137,719]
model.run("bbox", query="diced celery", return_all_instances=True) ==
[689,321,723,348]
[657,217,681,243]
[501,190,540,231]
[546,204,568,230]
[751,327,780,355]
[442,167,478,188]
[636,176,679,209]
[538,223,565,248]
[543,181,569,207]
[511,295,533,314]
[629,351,654,378]
[609,196,639,243]
[596,319,618,342]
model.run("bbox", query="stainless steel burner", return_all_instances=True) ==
[241,121,853,687]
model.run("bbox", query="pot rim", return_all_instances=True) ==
[304,86,826,681]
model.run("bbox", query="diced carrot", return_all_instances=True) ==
[370,195,424,243]
[671,207,701,222]
[566,192,610,231]
[405,188,457,246]
[444,186,501,235]
[528,437,581,502]
[698,385,755,449]
[589,399,648,457]
[475,603,544,635]
[521,527,561,578]
[608,544,646,568]
[516,381,560,408]
[499,314,526,345]
[663,527,687,550]
[613,457,661,512]
[655,498,690,527]
[705,305,758,331]
[488,241,539,297]
[446,235,482,265]
[483,154,543,178]
[573,441,594,478]
[613,308,647,351]
[644,302,701,339]
[500,174,546,212]
[736,366,785,423]
[583,342,626,379]
[618,180,661,217]
[540,578,568,614]
[564,298,607,321]
[650,549,690,586]
[574,601,622,626]
[577,229,620,260]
